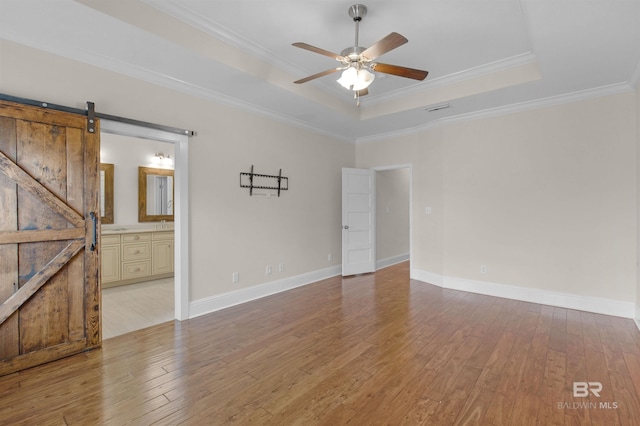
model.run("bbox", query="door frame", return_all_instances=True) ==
[100,120,190,320]
[371,164,413,270]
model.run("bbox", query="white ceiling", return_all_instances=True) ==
[1,0,639,142]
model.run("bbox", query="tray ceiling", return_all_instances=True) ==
[1,0,639,142]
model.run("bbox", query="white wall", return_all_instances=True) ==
[0,40,355,310]
[101,133,174,225]
[376,168,410,264]
[358,92,638,317]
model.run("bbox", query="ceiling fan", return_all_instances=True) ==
[292,4,428,105]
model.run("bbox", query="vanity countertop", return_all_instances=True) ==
[102,225,174,235]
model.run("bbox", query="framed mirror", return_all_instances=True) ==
[138,166,174,222]
[100,163,114,224]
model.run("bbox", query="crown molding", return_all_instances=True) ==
[439,82,634,125]
[4,35,354,144]
[140,0,315,85]
[630,57,640,89]
[366,52,538,106]
[356,82,633,144]
[141,1,542,109]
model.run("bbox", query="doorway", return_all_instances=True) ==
[374,165,411,270]
[101,120,189,338]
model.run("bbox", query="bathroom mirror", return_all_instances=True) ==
[138,166,174,222]
[100,163,114,224]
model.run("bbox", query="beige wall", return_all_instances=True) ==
[357,128,445,276]
[359,92,637,305]
[637,83,640,319]
[376,168,410,262]
[0,40,355,302]
[2,39,638,315]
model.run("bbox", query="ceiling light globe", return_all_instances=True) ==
[337,67,375,91]
[352,69,375,91]
[337,67,358,89]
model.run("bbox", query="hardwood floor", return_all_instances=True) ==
[102,278,174,339]
[1,262,640,425]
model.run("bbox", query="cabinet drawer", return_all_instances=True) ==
[122,260,151,280]
[153,231,173,241]
[122,233,151,243]
[102,234,121,245]
[122,242,151,261]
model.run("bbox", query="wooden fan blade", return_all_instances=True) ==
[292,42,343,60]
[294,68,341,84]
[371,63,428,80]
[361,32,408,60]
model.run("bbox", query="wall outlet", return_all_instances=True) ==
[278,263,285,272]
[232,272,239,283]
[266,265,272,275]
[481,265,487,274]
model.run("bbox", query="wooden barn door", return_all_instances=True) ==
[0,100,100,376]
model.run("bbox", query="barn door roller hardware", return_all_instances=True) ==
[0,93,197,136]
[240,165,289,197]
[87,102,96,133]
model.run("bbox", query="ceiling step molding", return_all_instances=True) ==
[630,58,640,89]
[356,81,634,144]
[366,51,539,105]
[140,0,307,77]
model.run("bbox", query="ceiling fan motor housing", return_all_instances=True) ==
[340,46,366,60]
[348,4,367,21]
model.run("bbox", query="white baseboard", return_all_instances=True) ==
[376,252,410,270]
[411,268,635,319]
[411,268,444,286]
[189,265,637,321]
[189,265,342,319]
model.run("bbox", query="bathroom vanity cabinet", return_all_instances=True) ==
[101,228,174,288]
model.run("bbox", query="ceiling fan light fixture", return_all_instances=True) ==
[337,67,375,91]
[292,3,428,105]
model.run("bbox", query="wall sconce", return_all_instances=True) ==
[154,152,173,167]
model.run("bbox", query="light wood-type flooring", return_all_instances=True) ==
[102,278,174,339]
[2,262,640,425]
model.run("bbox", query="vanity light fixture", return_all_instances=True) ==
[154,152,173,167]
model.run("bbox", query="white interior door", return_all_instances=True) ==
[342,168,375,276]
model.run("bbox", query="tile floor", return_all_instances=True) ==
[101,278,174,339]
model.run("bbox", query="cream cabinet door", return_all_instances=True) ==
[101,244,121,283]
[152,240,174,275]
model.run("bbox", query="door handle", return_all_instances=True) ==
[343,225,349,230]
[89,211,97,251]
